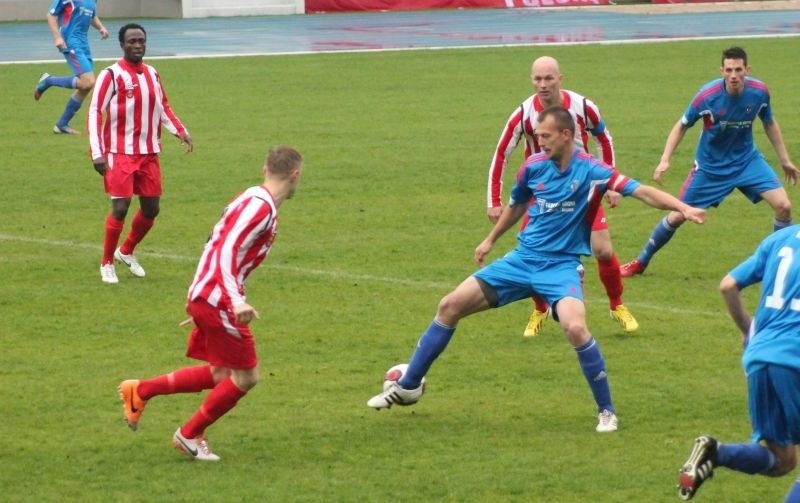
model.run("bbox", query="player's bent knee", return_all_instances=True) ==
[436,296,461,323]
[592,246,613,261]
[766,446,798,477]
[231,371,259,391]
[775,200,792,219]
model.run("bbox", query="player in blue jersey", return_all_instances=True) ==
[367,107,706,433]
[34,0,109,135]
[677,225,800,501]
[621,47,798,277]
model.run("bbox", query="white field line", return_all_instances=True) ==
[0,232,724,317]
[2,33,798,66]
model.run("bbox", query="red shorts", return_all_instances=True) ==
[185,298,258,370]
[591,205,608,232]
[104,153,162,198]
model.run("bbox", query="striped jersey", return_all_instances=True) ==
[681,77,773,177]
[88,58,188,160]
[48,0,97,53]
[188,186,279,310]
[510,149,637,257]
[487,89,615,208]
[729,225,800,373]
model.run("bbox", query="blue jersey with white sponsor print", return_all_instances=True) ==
[682,77,773,177]
[729,225,800,373]
[509,149,639,257]
[49,0,97,53]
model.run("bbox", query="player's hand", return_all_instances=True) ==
[604,190,622,208]
[54,36,66,51]
[178,132,194,153]
[92,157,108,176]
[653,160,670,185]
[682,206,706,225]
[782,162,799,186]
[178,317,194,328]
[99,27,109,40]
[487,205,503,224]
[233,303,260,326]
[474,239,493,267]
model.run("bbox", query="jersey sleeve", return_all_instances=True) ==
[48,0,63,15]
[682,86,709,127]
[87,67,115,160]
[728,233,779,288]
[729,242,770,289]
[487,106,525,208]
[607,170,640,196]
[155,72,188,137]
[583,98,615,166]
[509,161,533,207]
[758,86,774,124]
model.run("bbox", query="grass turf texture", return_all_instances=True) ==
[2,37,799,501]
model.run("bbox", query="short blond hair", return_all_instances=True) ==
[266,145,303,177]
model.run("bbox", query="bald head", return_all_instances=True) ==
[530,56,563,107]
[531,56,560,75]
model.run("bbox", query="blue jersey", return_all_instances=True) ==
[509,149,639,257]
[730,225,800,373]
[49,0,97,53]
[681,77,773,177]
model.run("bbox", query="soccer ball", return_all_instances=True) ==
[382,363,426,392]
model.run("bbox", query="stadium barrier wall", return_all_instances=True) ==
[0,0,303,22]
[0,0,739,21]
[651,0,733,4]
[305,0,610,13]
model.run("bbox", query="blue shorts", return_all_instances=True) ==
[679,156,782,208]
[473,248,584,308]
[61,47,94,76]
[747,364,800,446]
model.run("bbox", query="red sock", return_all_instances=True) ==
[182,377,247,439]
[120,210,155,255]
[138,365,215,400]
[532,296,549,313]
[597,255,624,310]
[103,214,125,265]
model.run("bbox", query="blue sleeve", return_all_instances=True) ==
[681,100,700,128]
[48,0,63,15]
[509,164,532,206]
[759,94,773,124]
[729,246,768,289]
[619,178,640,196]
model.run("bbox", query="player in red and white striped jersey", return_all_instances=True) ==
[487,56,638,337]
[118,146,303,461]
[88,23,193,284]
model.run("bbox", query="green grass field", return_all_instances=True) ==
[2,36,800,501]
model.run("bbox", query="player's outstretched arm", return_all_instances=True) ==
[630,184,706,224]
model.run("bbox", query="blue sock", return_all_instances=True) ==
[774,218,793,232]
[399,319,455,389]
[47,75,77,89]
[785,477,800,503]
[716,442,776,474]
[574,337,613,413]
[56,96,83,128]
[638,216,677,265]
